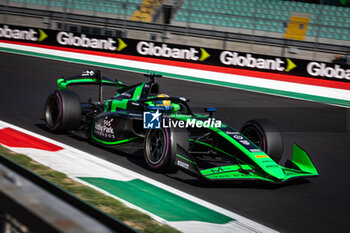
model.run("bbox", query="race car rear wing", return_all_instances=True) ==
[144,73,162,82]
[57,70,127,101]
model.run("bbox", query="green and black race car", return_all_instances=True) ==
[44,70,318,183]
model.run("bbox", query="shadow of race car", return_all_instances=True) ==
[44,70,318,183]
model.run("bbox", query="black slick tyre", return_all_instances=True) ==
[44,90,81,133]
[144,127,189,173]
[241,119,283,163]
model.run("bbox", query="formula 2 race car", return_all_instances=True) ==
[44,70,318,183]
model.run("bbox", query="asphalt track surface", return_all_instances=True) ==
[0,51,349,233]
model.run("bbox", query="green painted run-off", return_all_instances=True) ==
[79,177,234,224]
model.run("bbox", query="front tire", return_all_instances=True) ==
[241,119,283,163]
[144,127,189,173]
[44,90,81,133]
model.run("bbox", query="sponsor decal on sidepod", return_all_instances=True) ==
[94,117,116,139]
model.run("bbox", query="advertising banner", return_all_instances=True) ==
[1,24,349,84]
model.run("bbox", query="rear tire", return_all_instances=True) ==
[241,119,283,163]
[144,127,189,173]
[44,90,81,133]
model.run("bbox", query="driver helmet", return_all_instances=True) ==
[155,94,172,112]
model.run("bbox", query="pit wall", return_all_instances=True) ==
[1,24,349,107]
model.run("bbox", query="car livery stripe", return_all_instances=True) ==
[176,154,196,164]
[189,139,234,158]
[256,155,270,158]
[0,120,278,233]
[133,83,145,99]
[90,135,139,145]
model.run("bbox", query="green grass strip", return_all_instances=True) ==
[1,46,349,108]
[0,146,180,233]
[79,177,234,224]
